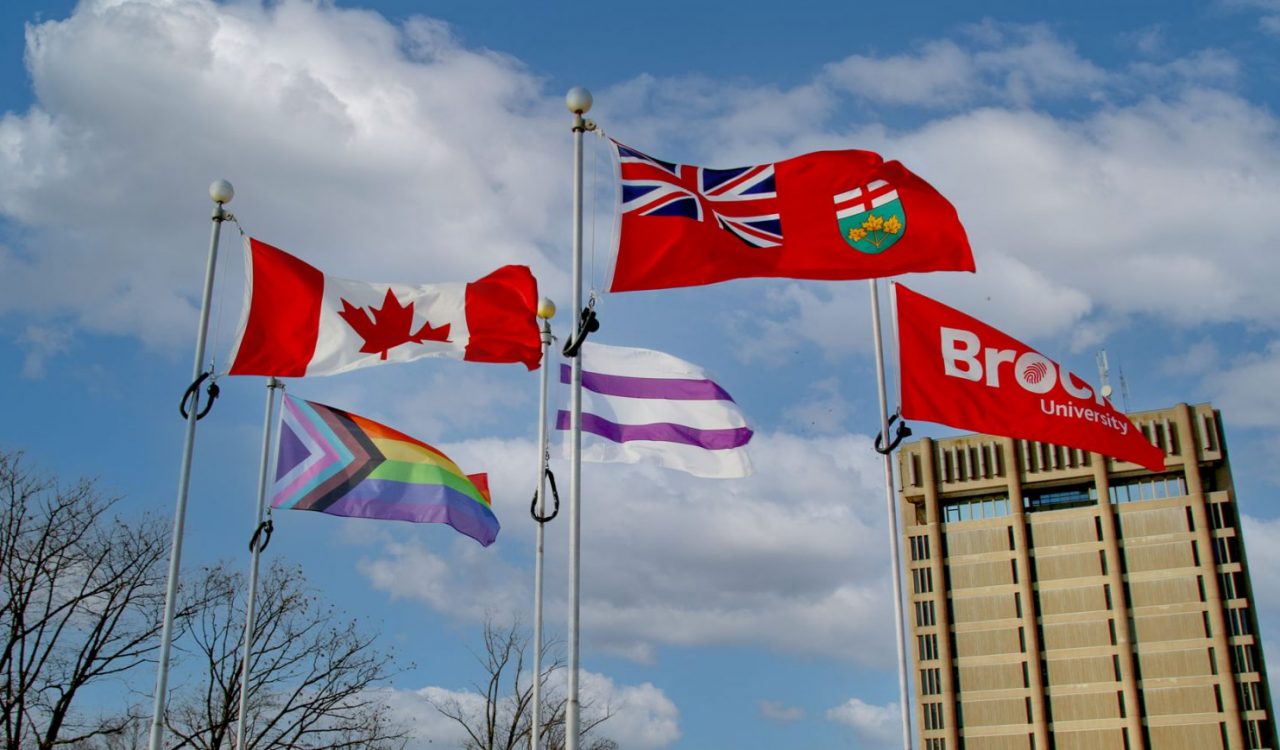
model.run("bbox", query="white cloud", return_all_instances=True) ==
[383,671,680,750]
[783,377,855,435]
[759,699,805,723]
[16,322,72,378]
[1204,341,1280,427]
[826,697,900,750]
[824,23,1105,108]
[356,431,903,666]
[0,0,568,349]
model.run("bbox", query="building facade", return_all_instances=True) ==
[898,403,1275,750]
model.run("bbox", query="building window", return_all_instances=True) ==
[916,600,937,628]
[1241,681,1265,711]
[1234,644,1259,673]
[921,667,941,695]
[913,567,934,594]
[1247,719,1270,750]
[1109,473,1187,504]
[942,494,1011,523]
[918,634,939,661]
[923,702,945,730]
[1228,607,1253,637]
[911,535,932,561]
[1025,484,1097,512]
[1214,536,1241,565]
[1210,502,1236,531]
[926,740,946,750]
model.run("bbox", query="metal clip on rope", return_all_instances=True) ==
[248,518,274,553]
[561,306,599,357]
[179,370,221,421]
[530,468,561,524]
[874,412,913,455]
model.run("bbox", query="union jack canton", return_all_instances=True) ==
[615,142,783,248]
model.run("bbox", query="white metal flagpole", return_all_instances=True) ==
[868,278,914,750]
[564,84,592,750]
[148,179,235,750]
[235,377,283,750]
[531,302,555,750]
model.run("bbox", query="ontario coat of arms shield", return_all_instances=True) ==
[834,179,906,254]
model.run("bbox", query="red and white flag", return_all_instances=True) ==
[895,284,1165,472]
[608,140,974,292]
[228,238,542,377]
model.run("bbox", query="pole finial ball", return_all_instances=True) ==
[537,297,557,319]
[209,179,235,205]
[565,87,593,115]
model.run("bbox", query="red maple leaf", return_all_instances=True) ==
[338,289,452,359]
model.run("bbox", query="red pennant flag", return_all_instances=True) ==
[228,238,541,377]
[896,284,1165,472]
[608,140,974,292]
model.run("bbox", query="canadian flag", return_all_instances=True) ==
[228,238,542,377]
[896,284,1165,472]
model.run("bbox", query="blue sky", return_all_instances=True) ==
[4,1,1280,748]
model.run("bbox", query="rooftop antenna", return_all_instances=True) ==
[1118,365,1132,413]
[1096,350,1115,404]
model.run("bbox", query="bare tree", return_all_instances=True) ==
[0,451,172,750]
[162,561,408,750]
[428,619,612,750]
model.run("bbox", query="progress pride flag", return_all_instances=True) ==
[896,285,1164,472]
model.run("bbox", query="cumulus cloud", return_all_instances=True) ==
[759,699,805,723]
[17,322,71,378]
[356,431,901,666]
[783,377,855,435]
[383,670,680,750]
[0,0,568,349]
[1204,341,1280,428]
[826,697,899,750]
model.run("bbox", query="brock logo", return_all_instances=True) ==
[939,326,1105,404]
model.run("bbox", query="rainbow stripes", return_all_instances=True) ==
[272,395,499,546]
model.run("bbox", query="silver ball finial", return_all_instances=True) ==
[565,87,593,115]
[537,297,557,319]
[209,179,235,205]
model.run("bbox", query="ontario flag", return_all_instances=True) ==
[895,284,1165,472]
[608,140,974,292]
[228,238,542,377]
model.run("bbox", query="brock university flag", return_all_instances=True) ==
[895,284,1165,472]
[228,238,542,377]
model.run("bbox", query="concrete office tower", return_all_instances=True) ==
[898,403,1276,750]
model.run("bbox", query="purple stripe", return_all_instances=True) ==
[302,480,500,546]
[555,410,752,450]
[560,364,734,402]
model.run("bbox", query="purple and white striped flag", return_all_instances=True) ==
[556,342,753,478]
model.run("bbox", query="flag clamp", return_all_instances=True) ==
[530,467,561,524]
[561,297,600,357]
[179,369,221,421]
[874,410,912,455]
[248,517,273,553]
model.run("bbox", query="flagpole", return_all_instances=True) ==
[148,179,235,750]
[531,302,555,750]
[564,85,592,750]
[235,377,282,750]
[868,278,913,750]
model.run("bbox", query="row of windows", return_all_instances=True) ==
[913,567,934,594]
[942,494,1011,523]
[1109,473,1187,504]
[924,739,946,750]
[918,633,939,661]
[910,534,932,561]
[1235,644,1261,673]
[922,702,944,731]
[920,667,942,696]
[1215,535,1241,565]
[915,600,937,628]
